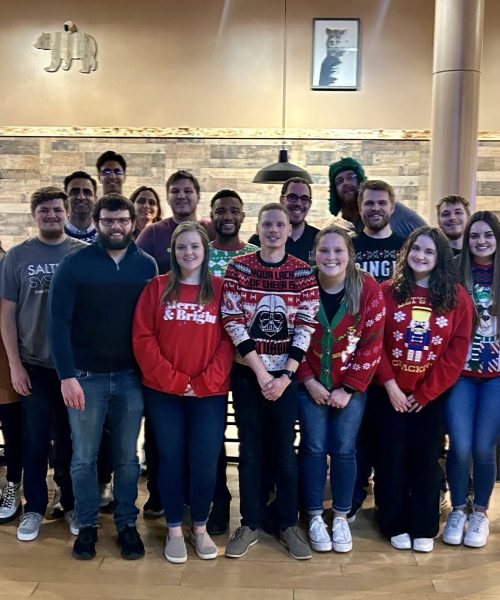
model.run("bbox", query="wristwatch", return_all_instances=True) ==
[282,369,295,381]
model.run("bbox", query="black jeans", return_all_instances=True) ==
[231,364,298,530]
[0,402,22,484]
[21,364,74,515]
[373,384,444,539]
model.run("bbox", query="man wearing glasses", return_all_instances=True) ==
[96,150,127,195]
[249,177,319,264]
[328,157,426,238]
[48,194,157,561]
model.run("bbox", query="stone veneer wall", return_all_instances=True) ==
[0,128,498,249]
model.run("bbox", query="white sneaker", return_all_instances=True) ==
[64,510,80,536]
[17,512,43,541]
[464,512,489,548]
[308,515,332,552]
[442,510,467,545]
[390,532,411,550]
[331,517,352,553]
[99,483,114,508]
[413,537,434,552]
[0,481,22,524]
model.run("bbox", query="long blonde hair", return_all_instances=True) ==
[313,225,363,315]
[160,221,214,306]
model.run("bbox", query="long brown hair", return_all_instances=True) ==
[457,211,499,335]
[130,186,162,222]
[390,226,458,313]
[160,221,214,306]
[313,225,363,315]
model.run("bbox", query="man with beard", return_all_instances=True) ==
[249,177,319,264]
[96,150,127,195]
[48,194,157,561]
[436,194,470,255]
[348,180,406,522]
[137,170,215,274]
[353,180,405,283]
[0,187,86,542]
[222,203,319,560]
[328,157,426,238]
[64,171,98,244]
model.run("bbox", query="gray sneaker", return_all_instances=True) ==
[64,510,80,536]
[280,526,312,560]
[225,526,259,558]
[190,530,218,560]
[17,512,43,541]
[164,535,187,564]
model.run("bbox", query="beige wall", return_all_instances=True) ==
[0,0,438,130]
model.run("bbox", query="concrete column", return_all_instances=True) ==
[429,0,484,222]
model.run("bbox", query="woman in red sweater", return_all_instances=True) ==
[374,226,473,553]
[297,226,385,554]
[133,222,234,564]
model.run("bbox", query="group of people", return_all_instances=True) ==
[0,151,498,565]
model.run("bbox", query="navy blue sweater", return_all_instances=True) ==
[48,241,157,379]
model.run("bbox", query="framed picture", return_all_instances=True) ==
[311,18,360,90]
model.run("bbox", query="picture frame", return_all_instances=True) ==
[311,18,360,90]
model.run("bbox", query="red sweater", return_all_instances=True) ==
[298,273,385,392]
[377,282,474,406]
[133,274,234,397]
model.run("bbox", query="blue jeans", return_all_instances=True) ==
[446,375,500,510]
[68,369,143,531]
[298,385,366,515]
[21,364,73,515]
[144,387,227,527]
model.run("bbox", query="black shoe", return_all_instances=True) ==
[118,525,145,560]
[73,526,98,560]
[346,501,362,524]
[207,502,230,535]
[143,497,164,518]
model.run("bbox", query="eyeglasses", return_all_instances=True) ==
[135,198,157,207]
[99,217,132,226]
[284,193,311,205]
[100,168,125,177]
[334,173,358,186]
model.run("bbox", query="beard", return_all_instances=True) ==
[98,229,133,250]
[40,227,65,241]
[215,222,241,239]
[443,229,463,241]
[365,214,391,231]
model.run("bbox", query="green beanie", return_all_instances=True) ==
[328,157,366,215]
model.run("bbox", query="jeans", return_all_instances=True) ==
[68,369,143,531]
[446,376,500,510]
[231,364,299,530]
[21,364,74,515]
[144,387,227,527]
[298,385,366,515]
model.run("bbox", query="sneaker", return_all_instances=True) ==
[332,517,352,553]
[0,481,22,524]
[190,530,218,560]
[143,497,164,518]
[17,512,43,541]
[99,483,114,511]
[207,502,230,535]
[346,501,362,524]
[279,526,312,560]
[164,534,187,564]
[413,537,434,552]
[390,532,411,550]
[464,512,489,548]
[73,526,98,560]
[64,510,80,536]
[225,526,259,558]
[442,510,467,545]
[117,525,145,560]
[49,486,63,518]
[308,515,332,552]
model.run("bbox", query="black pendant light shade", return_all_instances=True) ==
[253,149,313,184]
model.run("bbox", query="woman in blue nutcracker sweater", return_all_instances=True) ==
[443,211,500,549]
[297,226,385,554]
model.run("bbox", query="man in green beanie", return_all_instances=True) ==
[328,157,426,238]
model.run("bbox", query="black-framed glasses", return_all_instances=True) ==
[99,217,131,226]
[100,168,124,176]
[284,193,311,205]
